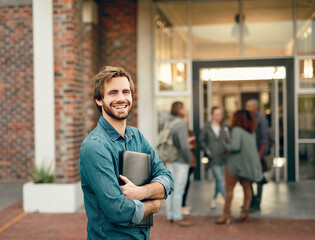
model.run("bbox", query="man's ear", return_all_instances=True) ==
[95,99,103,107]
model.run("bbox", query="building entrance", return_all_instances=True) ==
[192,59,295,181]
[201,68,286,181]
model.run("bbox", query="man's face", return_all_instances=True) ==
[245,102,256,113]
[212,108,223,123]
[97,76,132,121]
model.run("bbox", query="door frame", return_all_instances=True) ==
[192,58,295,181]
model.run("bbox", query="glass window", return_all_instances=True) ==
[155,3,188,60]
[243,0,293,56]
[298,95,315,139]
[299,59,315,88]
[296,0,315,55]
[192,1,239,59]
[157,62,187,92]
[299,143,315,180]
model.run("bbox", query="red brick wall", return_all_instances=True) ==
[98,0,138,127]
[53,0,86,183]
[0,4,34,181]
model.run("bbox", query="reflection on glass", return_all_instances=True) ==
[155,3,188,60]
[296,0,315,55]
[157,96,190,132]
[157,62,187,91]
[298,95,315,138]
[192,1,239,58]
[299,59,315,88]
[299,143,315,180]
[243,0,293,56]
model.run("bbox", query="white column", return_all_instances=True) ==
[33,0,55,171]
[137,0,155,145]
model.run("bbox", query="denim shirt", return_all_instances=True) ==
[79,116,174,240]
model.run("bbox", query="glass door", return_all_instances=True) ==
[200,66,287,181]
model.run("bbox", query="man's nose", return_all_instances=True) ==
[116,92,125,101]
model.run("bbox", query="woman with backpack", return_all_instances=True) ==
[162,101,193,227]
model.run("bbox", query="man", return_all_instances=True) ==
[165,101,192,227]
[79,66,174,239]
[199,107,228,209]
[245,99,269,212]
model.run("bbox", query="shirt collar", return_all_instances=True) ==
[98,116,134,142]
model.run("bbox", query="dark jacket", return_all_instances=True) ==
[199,121,229,166]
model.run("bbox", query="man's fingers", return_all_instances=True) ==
[119,175,130,184]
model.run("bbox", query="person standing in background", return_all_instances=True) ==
[216,110,263,225]
[181,114,197,215]
[245,99,269,212]
[199,107,229,209]
[165,102,192,227]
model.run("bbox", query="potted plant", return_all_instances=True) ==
[23,162,83,213]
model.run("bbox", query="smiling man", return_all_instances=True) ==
[79,66,174,239]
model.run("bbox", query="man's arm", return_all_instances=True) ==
[120,175,165,200]
[259,115,269,158]
[143,200,161,218]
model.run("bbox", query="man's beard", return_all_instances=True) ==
[102,100,131,121]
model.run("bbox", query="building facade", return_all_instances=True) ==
[0,0,314,184]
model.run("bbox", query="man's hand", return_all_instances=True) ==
[119,175,146,200]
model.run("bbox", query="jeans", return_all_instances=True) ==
[211,165,226,199]
[166,162,189,221]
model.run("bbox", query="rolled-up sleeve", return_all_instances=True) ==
[131,200,145,225]
[151,175,171,199]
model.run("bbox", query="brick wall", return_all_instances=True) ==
[53,0,87,183]
[98,0,138,127]
[0,3,34,181]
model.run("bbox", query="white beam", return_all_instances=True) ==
[137,0,155,145]
[33,0,55,171]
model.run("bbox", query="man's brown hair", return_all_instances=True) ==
[231,110,256,133]
[93,66,135,113]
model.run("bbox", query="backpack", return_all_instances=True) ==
[157,118,182,164]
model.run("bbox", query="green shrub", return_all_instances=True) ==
[30,164,54,183]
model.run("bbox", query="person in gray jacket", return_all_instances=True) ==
[216,110,263,225]
[199,107,229,209]
[165,101,192,227]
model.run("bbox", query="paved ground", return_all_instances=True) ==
[1,202,315,240]
[1,180,315,239]
[0,182,23,211]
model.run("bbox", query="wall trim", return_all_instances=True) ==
[137,0,155,145]
[33,0,55,171]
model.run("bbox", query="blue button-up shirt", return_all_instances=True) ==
[79,116,174,239]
